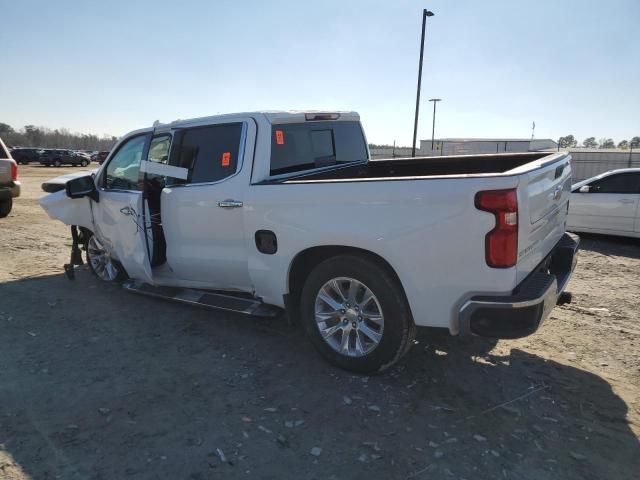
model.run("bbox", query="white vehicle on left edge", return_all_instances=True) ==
[568,168,640,238]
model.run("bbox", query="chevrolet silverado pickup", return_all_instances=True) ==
[39,111,579,373]
[0,138,20,218]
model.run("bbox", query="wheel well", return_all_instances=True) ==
[287,246,408,322]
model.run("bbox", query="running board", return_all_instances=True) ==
[122,280,281,318]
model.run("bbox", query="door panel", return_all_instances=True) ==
[569,193,638,232]
[92,132,153,283]
[160,121,253,291]
[161,182,251,290]
[93,191,153,283]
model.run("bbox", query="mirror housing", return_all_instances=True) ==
[66,175,99,202]
[579,185,590,193]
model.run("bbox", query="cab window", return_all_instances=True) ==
[148,135,171,164]
[269,121,367,176]
[590,173,640,194]
[173,123,243,184]
[104,134,149,190]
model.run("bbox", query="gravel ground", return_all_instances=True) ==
[0,165,638,479]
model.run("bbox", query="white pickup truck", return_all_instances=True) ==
[0,137,20,218]
[40,111,578,373]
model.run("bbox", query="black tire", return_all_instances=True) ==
[53,159,62,167]
[80,160,88,167]
[300,254,415,374]
[0,198,12,218]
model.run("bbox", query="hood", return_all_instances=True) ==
[41,169,97,193]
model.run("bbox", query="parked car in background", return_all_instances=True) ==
[568,168,640,238]
[40,149,90,167]
[11,147,43,164]
[95,151,110,164]
[0,138,20,217]
[40,111,578,373]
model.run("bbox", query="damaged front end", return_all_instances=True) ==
[40,172,97,279]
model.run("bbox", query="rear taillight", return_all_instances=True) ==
[11,160,18,181]
[475,189,518,268]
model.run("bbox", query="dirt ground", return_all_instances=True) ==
[0,165,638,480]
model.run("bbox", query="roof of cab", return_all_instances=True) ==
[158,111,359,128]
[120,111,360,141]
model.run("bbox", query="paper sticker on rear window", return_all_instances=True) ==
[275,130,284,145]
[221,152,231,167]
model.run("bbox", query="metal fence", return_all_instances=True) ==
[568,150,640,182]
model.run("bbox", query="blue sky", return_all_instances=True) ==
[1,0,638,145]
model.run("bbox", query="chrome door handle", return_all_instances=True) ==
[218,199,243,208]
[618,199,635,204]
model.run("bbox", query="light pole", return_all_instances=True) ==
[428,98,441,151]
[412,9,435,157]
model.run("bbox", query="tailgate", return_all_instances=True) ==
[0,159,13,184]
[515,153,572,283]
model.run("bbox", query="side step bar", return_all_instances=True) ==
[122,280,282,318]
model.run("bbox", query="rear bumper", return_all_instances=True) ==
[458,233,579,339]
[0,181,21,199]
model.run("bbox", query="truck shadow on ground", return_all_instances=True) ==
[0,270,637,480]
[577,232,640,259]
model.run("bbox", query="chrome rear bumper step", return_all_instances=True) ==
[122,280,281,318]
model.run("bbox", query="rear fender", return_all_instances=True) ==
[39,190,94,230]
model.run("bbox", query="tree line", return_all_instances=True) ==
[0,122,118,151]
[557,135,640,150]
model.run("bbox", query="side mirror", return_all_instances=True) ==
[66,175,99,202]
[579,185,590,193]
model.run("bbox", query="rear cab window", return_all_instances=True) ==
[269,121,367,176]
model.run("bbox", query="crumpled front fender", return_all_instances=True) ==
[40,190,94,230]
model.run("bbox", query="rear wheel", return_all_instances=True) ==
[300,255,415,373]
[86,234,126,282]
[53,159,62,167]
[0,198,12,218]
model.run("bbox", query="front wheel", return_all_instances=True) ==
[86,234,127,282]
[0,198,12,218]
[80,160,88,167]
[53,159,62,167]
[300,255,415,374]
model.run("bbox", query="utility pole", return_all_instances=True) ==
[411,9,435,157]
[429,98,441,151]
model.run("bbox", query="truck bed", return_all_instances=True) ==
[279,152,552,183]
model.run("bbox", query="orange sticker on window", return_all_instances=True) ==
[221,152,231,167]
[275,130,284,145]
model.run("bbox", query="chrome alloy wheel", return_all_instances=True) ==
[314,277,384,357]
[87,235,119,282]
